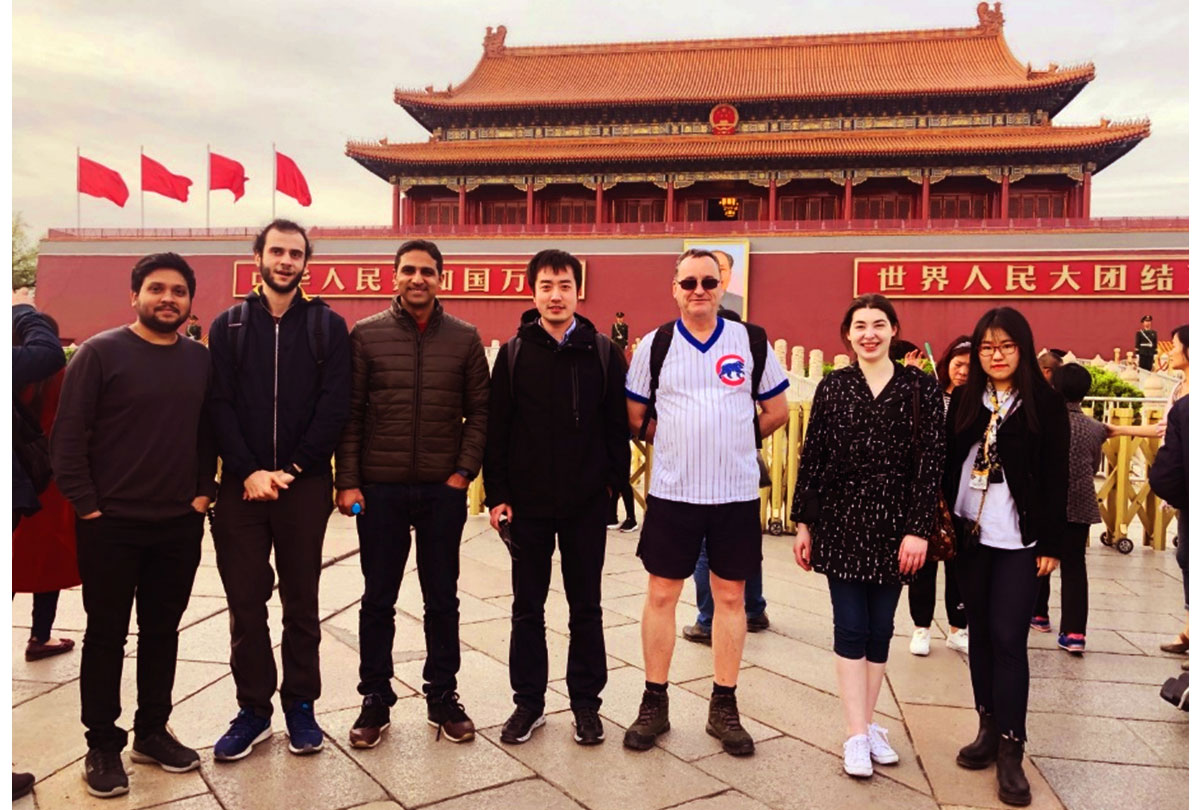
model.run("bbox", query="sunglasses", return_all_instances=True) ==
[676,276,720,291]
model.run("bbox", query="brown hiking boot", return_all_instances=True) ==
[706,693,754,756]
[622,690,669,750]
[426,691,475,743]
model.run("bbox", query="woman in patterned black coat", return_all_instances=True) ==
[791,294,944,779]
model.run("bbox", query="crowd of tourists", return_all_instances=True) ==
[11,221,1189,808]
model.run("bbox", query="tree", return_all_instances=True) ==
[13,213,38,288]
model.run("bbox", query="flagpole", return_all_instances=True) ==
[76,147,81,231]
[206,144,211,231]
[271,142,276,219]
[140,145,145,232]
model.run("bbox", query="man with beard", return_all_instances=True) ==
[51,253,217,797]
[207,220,351,760]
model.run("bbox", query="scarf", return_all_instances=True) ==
[971,384,1018,485]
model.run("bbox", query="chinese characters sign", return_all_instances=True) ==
[853,256,1187,299]
[233,259,587,299]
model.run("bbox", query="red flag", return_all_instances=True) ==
[275,151,312,207]
[78,156,129,207]
[141,154,193,202]
[210,152,247,201]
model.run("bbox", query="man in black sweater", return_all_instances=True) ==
[207,220,350,760]
[51,253,217,798]
[484,249,630,746]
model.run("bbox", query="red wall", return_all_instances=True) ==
[36,249,1187,362]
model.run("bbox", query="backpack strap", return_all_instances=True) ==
[638,321,676,441]
[227,299,252,374]
[506,335,521,385]
[745,322,769,449]
[593,332,612,392]
[306,301,330,386]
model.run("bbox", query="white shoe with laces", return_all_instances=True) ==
[909,627,931,656]
[843,734,873,777]
[867,723,900,765]
[946,627,970,653]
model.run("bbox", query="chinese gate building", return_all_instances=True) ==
[37,3,1187,358]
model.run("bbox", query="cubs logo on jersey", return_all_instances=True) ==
[716,354,747,386]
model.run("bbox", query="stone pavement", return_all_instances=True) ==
[12,514,1189,810]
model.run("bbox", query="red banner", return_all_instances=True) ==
[854,256,1187,299]
[232,259,587,299]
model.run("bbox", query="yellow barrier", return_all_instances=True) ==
[1096,406,1175,552]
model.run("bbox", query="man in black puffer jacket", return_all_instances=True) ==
[484,249,629,747]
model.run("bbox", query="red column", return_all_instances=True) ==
[767,178,777,224]
[526,182,534,226]
[457,185,467,226]
[1081,171,1092,219]
[391,184,401,231]
[665,180,675,224]
[1000,174,1010,219]
[921,174,931,221]
[843,178,853,221]
[594,180,605,224]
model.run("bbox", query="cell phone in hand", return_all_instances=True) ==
[498,515,516,552]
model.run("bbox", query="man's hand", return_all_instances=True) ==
[489,503,513,532]
[80,510,102,520]
[12,287,35,307]
[273,470,296,488]
[446,472,470,490]
[243,470,281,501]
[336,488,365,516]
[1036,556,1059,577]
[793,524,813,571]
[191,496,211,514]
[898,534,928,575]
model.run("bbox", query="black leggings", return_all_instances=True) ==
[908,558,967,629]
[956,544,1040,741]
[1033,522,1090,635]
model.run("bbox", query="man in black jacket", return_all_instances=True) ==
[1149,393,1189,651]
[207,220,351,760]
[484,249,630,746]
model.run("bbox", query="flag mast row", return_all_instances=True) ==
[74,149,310,229]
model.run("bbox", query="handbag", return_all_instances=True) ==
[912,386,957,562]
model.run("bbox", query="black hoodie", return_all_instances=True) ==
[484,309,630,520]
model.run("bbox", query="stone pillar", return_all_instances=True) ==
[391,184,401,231]
[666,180,675,224]
[833,354,851,370]
[1081,170,1092,219]
[790,346,805,375]
[921,173,931,221]
[526,182,534,226]
[1000,173,1010,219]
[458,185,467,226]
[768,177,777,224]
[843,178,853,221]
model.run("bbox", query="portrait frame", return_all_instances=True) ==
[682,238,750,321]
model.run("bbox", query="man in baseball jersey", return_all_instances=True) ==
[622,248,789,756]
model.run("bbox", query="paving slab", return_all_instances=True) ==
[29,753,208,810]
[667,791,773,810]
[479,709,726,810]
[1025,627,1143,656]
[136,795,225,810]
[1113,629,1189,658]
[1027,648,1183,685]
[326,699,533,807]
[1024,711,1161,765]
[1027,677,1185,723]
[422,778,586,810]
[394,572,509,627]
[1033,757,1189,810]
[459,616,623,672]
[1121,718,1190,767]
[602,620,719,681]
[883,635,975,709]
[13,678,59,706]
[456,554,516,600]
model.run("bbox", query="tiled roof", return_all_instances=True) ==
[395,16,1092,110]
[346,123,1149,170]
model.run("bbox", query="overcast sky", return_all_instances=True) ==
[11,0,1189,237]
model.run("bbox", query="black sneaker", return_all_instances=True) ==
[618,518,639,532]
[349,694,391,749]
[130,728,201,772]
[499,705,545,744]
[12,772,34,801]
[427,691,475,743]
[622,690,669,751]
[706,693,754,756]
[572,707,605,745]
[81,749,129,798]
[747,612,770,632]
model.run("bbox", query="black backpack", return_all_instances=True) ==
[505,331,612,391]
[225,298,331,383]
[14,398,52,495]
[1161,671,1189,712]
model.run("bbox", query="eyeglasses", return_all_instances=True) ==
[979,341,1019,357]
[676,277,720,291]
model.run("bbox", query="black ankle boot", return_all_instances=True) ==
[996,735,1032,807]
[956,709,999,769]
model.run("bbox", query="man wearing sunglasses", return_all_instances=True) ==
[335,239,490,750]
[622,248,790,757]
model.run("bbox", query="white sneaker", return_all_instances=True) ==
[946,628,970,653]
[867,723,899,765]
[909,627,931,656]
[843,734,873,777]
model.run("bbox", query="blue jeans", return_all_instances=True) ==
[693,539,767,628]
[827,576,903,663]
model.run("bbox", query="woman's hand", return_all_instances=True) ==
[1036,556,1059,577]
[793,524,813,571]
[898,534,928,575]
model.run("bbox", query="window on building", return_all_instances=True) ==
[779,196,838,220]
[613,198,665,223]
[1009,192,1067,219]
[683,200,706,222]
[852,194,914,220]
[480,200,527,225]
[544,199,595,224]
[413,200,459,226]
[929,194,987,219]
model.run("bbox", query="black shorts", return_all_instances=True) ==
[637,495,762,581]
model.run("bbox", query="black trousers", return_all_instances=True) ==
[510,494,608,711]
[955,544,1039,741]
[1033,522,1091,635]
[76,512,203,751]
[908,557,967,629]
[607,480,635,524]
[212,473,332,717]
[355,482,468,703]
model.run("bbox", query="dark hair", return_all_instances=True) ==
[674,248,721,275]
[712,249,734,269]
[1048,348,1067,359]
[935,334,973,390]
[839,294,899,347]
[1171,325,1188,359]
[1052,363,1092,404]
[394,239,443,273]
[253,219,312,263]
[888,339,919,362]
[526,249,582,290]
[1142,315,1153,322]
[1038,351,1063,371]
[954,307,1049,434]
[131,252,196,298]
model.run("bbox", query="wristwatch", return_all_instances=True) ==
[455,468,475,481]
[283,463,302,477]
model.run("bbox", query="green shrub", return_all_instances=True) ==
[1085,365,1143,417]
[64,345,77,364]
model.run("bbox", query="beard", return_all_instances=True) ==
[137,306,188,334]
[260,263,305,294]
